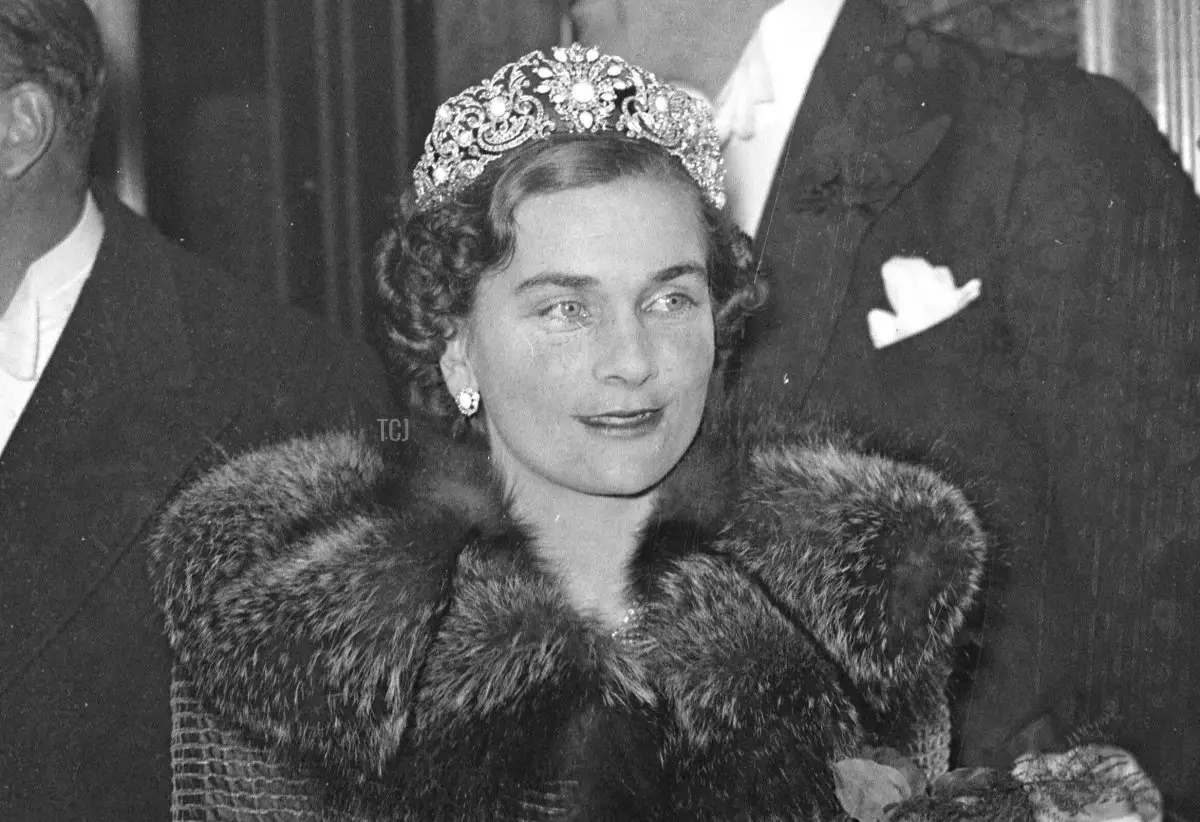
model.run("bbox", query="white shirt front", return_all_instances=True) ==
[0,192,105,455]
[715,0,846,236]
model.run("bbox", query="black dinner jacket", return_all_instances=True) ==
[0,190,390,820]
[734,0,1200,813]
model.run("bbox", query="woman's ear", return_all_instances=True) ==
[438,320,476,395]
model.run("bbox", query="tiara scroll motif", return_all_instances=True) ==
[413,44,726,210]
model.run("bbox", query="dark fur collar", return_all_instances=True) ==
[151,401,986,820]
[390,405,742,602]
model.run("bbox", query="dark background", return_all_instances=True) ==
[88,0,1078,341]
[102,0,562,340]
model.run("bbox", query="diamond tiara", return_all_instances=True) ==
[412,44,726,211]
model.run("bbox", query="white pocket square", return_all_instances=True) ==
[867,256,981,349]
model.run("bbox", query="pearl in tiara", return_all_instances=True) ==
[412,44,726,211]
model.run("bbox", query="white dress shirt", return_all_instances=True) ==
[0,192,105,455]
[715,0,846,236]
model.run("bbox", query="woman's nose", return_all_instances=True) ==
[593,314,657,386]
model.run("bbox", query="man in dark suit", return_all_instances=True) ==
[575,0,1200,814]
[0,1,390,817]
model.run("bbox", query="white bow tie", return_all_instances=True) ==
[0,287,40,381]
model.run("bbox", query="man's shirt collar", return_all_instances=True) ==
[0,192,105,381]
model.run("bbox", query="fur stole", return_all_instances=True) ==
[150,400,986,821]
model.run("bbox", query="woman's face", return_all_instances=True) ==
[443,174,714,499]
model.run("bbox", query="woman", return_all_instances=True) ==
[151,45,988,820]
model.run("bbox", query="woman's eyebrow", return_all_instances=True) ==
[651,263,708,284]
[513,272,598,295]
[513,263,707,295]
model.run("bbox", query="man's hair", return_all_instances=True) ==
[0,0,106,147]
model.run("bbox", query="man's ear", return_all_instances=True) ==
[0,83,57,180]
[438,320,477,396]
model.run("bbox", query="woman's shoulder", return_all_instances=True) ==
[705,384,967,498]
[190,430,386,500]
[147,418,513,789]
[153,431,391,554]
[164,414,498,530]
[709,387,984,557]
[150,417,505,604]
[707,386,987,699]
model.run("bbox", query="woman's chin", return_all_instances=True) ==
[563,458,678,499]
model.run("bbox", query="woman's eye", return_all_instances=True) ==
[540,301,589,322]
[647,292,697,313]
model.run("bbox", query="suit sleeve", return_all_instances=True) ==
[997,67,1200,758]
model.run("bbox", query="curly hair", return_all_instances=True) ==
[376,133,767,423]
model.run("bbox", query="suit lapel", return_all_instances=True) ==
[1,204,193,475]
[744,0,954,402]
[0,195,234,694]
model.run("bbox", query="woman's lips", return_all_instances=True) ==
[576,408,664,435]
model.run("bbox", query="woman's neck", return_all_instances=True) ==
[508,473,655,629]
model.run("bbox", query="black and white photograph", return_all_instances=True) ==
[1,1,1197,819]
